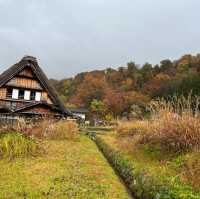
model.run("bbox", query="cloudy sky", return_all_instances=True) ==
[0,0,199,79]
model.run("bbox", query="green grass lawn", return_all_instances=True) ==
[0,135,131,199]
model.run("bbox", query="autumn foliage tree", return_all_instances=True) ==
[50,53,200,119]
[90,99,107,121]
[70,72,108,107]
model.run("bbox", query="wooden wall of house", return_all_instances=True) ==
[0,88,53,103]
[41,92,53,104]
[0,99,25,109]
[0,100,7,107]
[0,88,6,99]
[6,77,43,90]
[0,87,53,105]
[0,67,55,112]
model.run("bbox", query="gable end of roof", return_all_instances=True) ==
[0,56,72,116]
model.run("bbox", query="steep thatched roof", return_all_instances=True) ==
[0,56,72,116]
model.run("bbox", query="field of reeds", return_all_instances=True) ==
[117,95,200,152]
[97,96,200,198]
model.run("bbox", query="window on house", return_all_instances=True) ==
[18,89,25,99]
[6,88,12,98]
[12,89,19,99]
[6,88,42,102]
[35,92,41,101]
[30,91,41,101]
[6,88,40,101]
[30,91,36,101]
[24,90,31,100]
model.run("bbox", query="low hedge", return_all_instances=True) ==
[94,136,200,199]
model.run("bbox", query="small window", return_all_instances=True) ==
[6,88,12,98]
[30,91,36,101]
[12,89,19,99]
[35,92,41,101]
[24,90,30,100]
[18,89,25,100]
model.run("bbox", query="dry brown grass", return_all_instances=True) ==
[116,120,150,147]
[2,119,79,141]
[116,95,200,152]
[44,120,79,140]
[116,121,148,137]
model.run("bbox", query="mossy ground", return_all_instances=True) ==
[0,135,131,199]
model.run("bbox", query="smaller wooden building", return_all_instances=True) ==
[0,56,71,120]
[68,108,88,121]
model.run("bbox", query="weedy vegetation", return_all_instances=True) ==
[43,120,79,140]
[0,120,131,199]
[0,132,40,159]
[96,95,200,198]
[15,119,79,140]
[117,95,200,153]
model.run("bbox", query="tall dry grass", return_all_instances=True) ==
[116,120,149,141]
[8,119,79,140]
[44,120,79,140]
[27,120,79,140]
[117,95,200,152]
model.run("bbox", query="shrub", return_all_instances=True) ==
[0,132,41,159]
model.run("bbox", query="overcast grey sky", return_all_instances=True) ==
[0,0,199,79]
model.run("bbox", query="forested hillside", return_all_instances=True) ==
[50,53,200,120]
